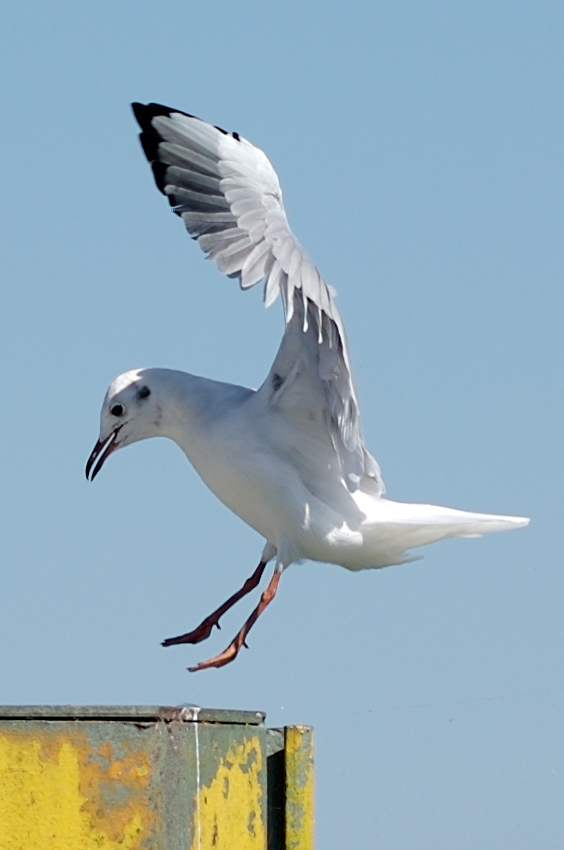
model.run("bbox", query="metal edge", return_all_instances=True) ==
[0,705,266,725]
[285,725,315,850]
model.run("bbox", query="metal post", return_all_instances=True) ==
[0,705,313,849]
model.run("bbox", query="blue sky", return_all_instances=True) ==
[1,1,563,846]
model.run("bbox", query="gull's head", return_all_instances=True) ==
[86,369,162,481]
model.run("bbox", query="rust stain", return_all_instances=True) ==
[0,727,157,849]
[78,738,155,843]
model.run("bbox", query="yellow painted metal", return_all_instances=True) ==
[191,734,265,850]
[285,726,314,850]
[0,708,314,849]
[0,729,151,849]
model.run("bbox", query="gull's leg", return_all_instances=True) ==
[162,560,268,647]
[188,565,283,672]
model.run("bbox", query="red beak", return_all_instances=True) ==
[86,427,122,481]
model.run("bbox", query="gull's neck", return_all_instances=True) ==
[146,367,253,451]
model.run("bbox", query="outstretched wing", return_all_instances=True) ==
[132,102,383,494]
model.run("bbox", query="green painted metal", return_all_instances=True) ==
[0,706,313,850]
[0,705,265,725]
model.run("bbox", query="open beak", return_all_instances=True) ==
[86,427,122,481]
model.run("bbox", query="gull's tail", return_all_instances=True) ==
[351,494,530,569]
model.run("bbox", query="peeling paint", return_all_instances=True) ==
[0,732,151,849]
[0,708,312,850]
[285,726,314,850]
[190,736,265,850]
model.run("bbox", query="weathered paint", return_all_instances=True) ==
[285,726,314,850]
[191,735,265,850]
[0,729,152,849]
[0,708,313,850]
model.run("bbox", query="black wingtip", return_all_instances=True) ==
[138,131,160,162]
[131,101,198,131]
[131,103,240,142]
[149,162,181,206]
[151,160,169,195]
[132,102,172,132]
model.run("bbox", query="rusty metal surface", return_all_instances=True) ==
[0,714,266,849]
[0,708,312,849]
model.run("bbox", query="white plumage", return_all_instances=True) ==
[86,103,529,670]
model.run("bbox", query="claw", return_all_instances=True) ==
[162,614,220,646]
[162,560,267,648]
[188,640,241,672]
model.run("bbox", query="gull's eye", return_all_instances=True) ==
[110,403,124,417]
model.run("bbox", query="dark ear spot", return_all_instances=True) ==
[272,373,284,392]
[137,385,151,400]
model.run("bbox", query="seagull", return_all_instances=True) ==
[86,103,529,672]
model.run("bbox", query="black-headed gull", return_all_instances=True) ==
[86,103,529,671]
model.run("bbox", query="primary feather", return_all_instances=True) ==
[131,102,381,495]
